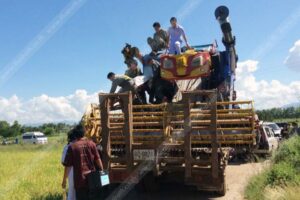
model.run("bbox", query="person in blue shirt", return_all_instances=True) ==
[167,17,190,54]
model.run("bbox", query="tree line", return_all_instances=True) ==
[256,106,300,121]
[0,121,74,138]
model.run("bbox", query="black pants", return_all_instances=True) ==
[76,188,101,200]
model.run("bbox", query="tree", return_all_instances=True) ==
[44,127,55,136]
[9,121,22,137]
[257,106,300,121]
[0,121,10,137]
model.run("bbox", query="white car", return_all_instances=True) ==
[262,125,279,151]
[254,123,279,155]
[264,122,282,139]
[22,132,48,144]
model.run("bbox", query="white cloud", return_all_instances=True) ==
[236,60,300,109]
[284,40,300,71]
[0,89,98,124]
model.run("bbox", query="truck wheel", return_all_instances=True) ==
[140,172,158,193]
[218,181,226,196]
[217,174,226,196]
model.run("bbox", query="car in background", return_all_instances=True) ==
[276,122,289,129]
[264,122,282,139]
[22,132,48,144]
[254,123,279,155]
[2,139,8,145]
[276,122,290,139]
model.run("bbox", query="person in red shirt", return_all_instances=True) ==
[62,124,103,200]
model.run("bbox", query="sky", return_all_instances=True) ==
[0,0,300,124]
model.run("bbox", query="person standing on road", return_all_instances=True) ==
[62,124,104,200]
[167,17,190,54]
[61,132,77,200]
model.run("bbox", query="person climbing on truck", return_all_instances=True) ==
[167,17,190,54]
[124,59,148,104]
[125,59,143,78]
[147,22,169,54]
[131,50,158,103]
[121,43,140,67]
[107,72,136,94]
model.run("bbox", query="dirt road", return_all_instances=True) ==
[122,161,268,200]
[215,161,267,200]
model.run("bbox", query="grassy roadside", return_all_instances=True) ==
[245,135,300,200]
[0,135,66,200]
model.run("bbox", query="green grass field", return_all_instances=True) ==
[0,135,67,200]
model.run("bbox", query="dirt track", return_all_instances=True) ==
[214,162,267,200]
[122,161,268,200]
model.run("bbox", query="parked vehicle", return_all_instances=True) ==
[264,122,281,139]
[254,123,279,155]
[276,122,290,139]
[22,132,48,144]
[276,122,289,129]
[82,5,255,196]
[2,139,8,145]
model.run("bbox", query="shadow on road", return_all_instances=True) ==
[121,182,222,200]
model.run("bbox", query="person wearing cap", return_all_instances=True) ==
[167,17,190,54]
[125,59,143,78]
[147,22,169,53]
[125,59,148,103]
[107,72,136,94]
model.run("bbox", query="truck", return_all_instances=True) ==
[82,6,258,196]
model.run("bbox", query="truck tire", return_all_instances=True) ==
[139,172,158,193]
[217,173,226,196]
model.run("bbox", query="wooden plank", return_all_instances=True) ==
[192,133,256,139]
[132,129,163,132]
[110,140,254,145]
[99,95,111,170]
[183,93,192,179]
[121,92,133,170]
[216,100,252,105]
[182,90,217,95]
[217,127,252,131]
[210,95,219,179]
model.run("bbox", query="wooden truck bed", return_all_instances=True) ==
[83,90,256,195]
